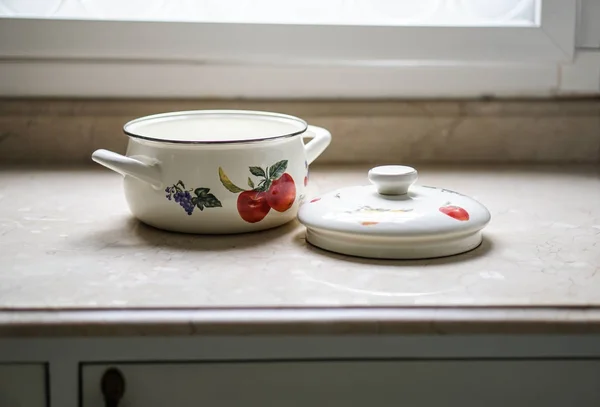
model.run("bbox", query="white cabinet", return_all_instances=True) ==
[82,360,600,407]
[0,364,47,407]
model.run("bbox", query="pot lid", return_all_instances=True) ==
[298,165,491,259]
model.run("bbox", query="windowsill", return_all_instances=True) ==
[2,54,599,98]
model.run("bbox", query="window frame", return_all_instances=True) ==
[0,0,590,98]
[0,0,575,63]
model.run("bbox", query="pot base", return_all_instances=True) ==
[135,214,296,235]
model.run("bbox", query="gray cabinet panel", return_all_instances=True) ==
[82,360,600,407]
[0,364,47,407]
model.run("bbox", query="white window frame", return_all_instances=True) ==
[0,0,576,62]
[0,0,595,98]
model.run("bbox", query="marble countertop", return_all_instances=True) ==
[1,164,600,336]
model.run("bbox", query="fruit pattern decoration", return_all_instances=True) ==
[307,188,470,224]
[219,160,296,223]
[164,181,222,215]
[439,203,469,221]
[423,186,470,221]
[304,159,309,186]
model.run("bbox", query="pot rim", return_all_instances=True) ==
[123,110,309,145]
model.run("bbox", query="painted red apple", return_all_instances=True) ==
[439,205,469,221]
[220,160,297,223]
[237,191,270,223]
[266,173,296,212]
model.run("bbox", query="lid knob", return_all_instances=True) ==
[368,165,418,196]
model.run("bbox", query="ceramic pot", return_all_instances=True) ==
[92,110,331,234]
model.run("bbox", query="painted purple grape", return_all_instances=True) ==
[177,193,195,215]
[165,180,221,215]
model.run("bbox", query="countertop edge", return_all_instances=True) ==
[2,307,600,337]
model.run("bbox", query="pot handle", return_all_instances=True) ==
[304,125,331,165]
[92,149,163,189]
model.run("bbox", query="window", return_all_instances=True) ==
[0,0,597,98]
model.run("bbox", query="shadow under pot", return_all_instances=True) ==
[92,110,331,234]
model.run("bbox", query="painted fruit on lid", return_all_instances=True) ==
[297,165,491,259]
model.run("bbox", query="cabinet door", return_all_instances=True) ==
[0,364,47,407]
[82,360,600,407]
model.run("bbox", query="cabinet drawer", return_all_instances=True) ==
[82,359,600,407]
[0,364,47,407]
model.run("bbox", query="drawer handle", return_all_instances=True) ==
[101,368,126,407]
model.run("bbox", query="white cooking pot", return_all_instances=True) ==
[92,110,331,234]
